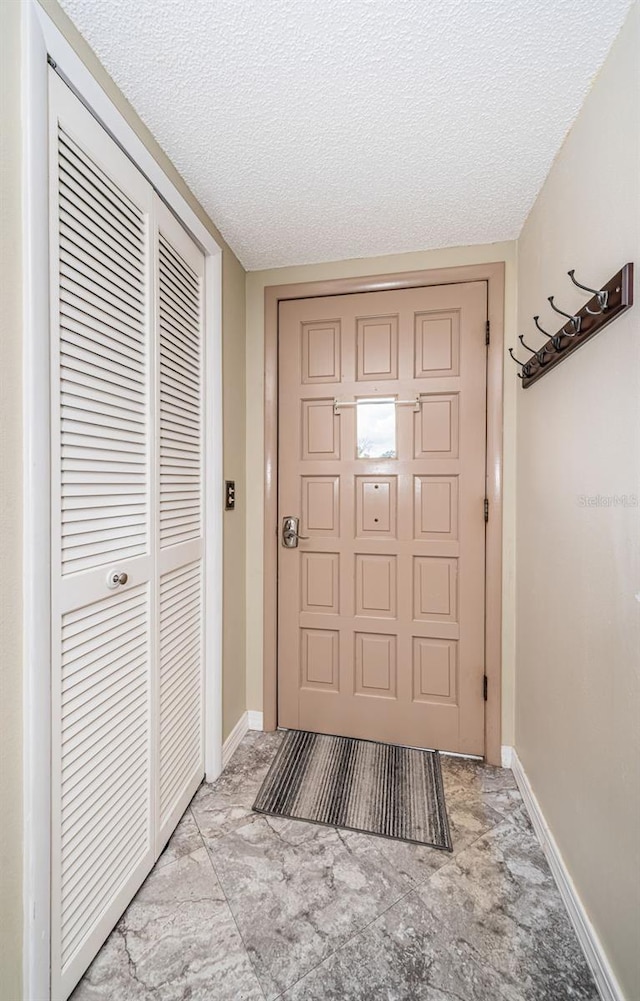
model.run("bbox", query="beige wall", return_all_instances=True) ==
[515,5,640,998]
[0,3,24,997]
[245,242,518,743]
[221,249,247,739]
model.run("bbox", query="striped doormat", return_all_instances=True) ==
[253,730,452,850]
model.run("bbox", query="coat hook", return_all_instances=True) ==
[548,296,581,335]
[518,334,537,354]
[533,315,551,337]
[533,316,562,351]
[519,334,551,366]
[509,347,529,368]
[567,270,608,313]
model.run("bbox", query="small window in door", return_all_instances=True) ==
[356,398,397,459]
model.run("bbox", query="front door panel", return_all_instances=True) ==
[277,282,487,754]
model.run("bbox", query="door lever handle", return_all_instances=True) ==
[282,516,308,548]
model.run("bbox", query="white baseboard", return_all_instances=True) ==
[511,750,624,1001]
[222,712,249,768]
[247,710,264,731]
[501,745,513,769]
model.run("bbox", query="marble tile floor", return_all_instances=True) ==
[72,731,598,1001]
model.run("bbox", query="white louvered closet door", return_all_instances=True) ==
[155,200,205,847]
[49,70,155,1000]
[49,70,206,1000]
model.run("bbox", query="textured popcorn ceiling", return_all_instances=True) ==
[59,0,631,270]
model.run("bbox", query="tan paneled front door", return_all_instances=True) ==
[277,281,487,754]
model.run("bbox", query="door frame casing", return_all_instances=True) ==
[263,262,504,765]
[22,4,224,996]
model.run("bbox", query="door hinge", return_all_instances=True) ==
[484,497,489,522]
[485,320,490,345]
[483,675,488,701]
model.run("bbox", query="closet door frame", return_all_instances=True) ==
[21,4,224,998]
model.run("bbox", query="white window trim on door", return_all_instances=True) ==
[21,3,224,997]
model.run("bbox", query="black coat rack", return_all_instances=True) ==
[509,263,634,388]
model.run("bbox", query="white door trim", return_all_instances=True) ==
[22,4,223,996]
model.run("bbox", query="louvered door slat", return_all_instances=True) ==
[159,285,201,330]
[159,277,200,325]
[160,586,200,623]
[160,234,199,288]
[63,649,148,717]
[161,366,199,401]
[159,324,200,362]
[60,268,143,327]
[159,238,200,286]
[63,411,145,438]
[159,253,199,295]
[61,822,147,962]
[160,339,200,380]
[161,443,200,458]
[160,355,200,392]
[60,231,144,300]
[62,527,144,553]
[61,298,145,348]
[161,416,200,436]
[58,197,143,272]
[161,406,200,426]
[59,141,144,238]
[62,612,147,660]
[60,278,144,339]
[59,153,144,241]
[62,779,147,890]
[60,321,144,364]
[161,606,201,648]
[61,313,145,364]
[61,367,143,406]
[62,652,146,724]
[61,490,144,508]
[60,246,143,312]
[58,194,144,280]
[160,504,201,520]
[63,734,147,817]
